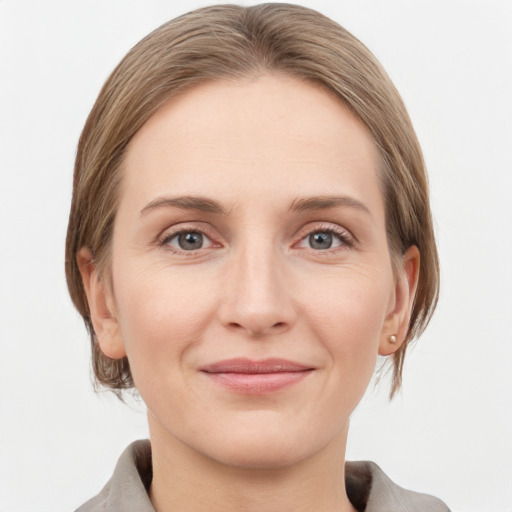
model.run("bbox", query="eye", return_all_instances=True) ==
[297,229,351,250]
[163,231,213,251]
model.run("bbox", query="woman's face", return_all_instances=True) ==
[86,74,416,469]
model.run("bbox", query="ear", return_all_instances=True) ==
[379,246,420,356]
[77,248,127,359]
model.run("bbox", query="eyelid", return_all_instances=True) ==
[157,222,222,251]
[294,222,356,249]
[155,221,356,254]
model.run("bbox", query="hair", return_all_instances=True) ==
[65,3,439,398]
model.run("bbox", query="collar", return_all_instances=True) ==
[76,440,449,512]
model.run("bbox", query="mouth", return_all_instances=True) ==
[200,358,314,394]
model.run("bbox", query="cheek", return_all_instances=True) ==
[112,264,216,384]
[303,267,391,377]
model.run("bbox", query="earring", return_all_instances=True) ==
[389,334,398,344]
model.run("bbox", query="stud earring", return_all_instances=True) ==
[389,335,398,344]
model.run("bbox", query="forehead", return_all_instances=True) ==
[120,74,383,216]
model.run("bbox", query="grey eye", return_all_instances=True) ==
[177,232,204,250]
[163,229,216,253]
[308,232,333,249]
[163,231,206,251]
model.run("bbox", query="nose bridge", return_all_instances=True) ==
[239,241,278,303]
[220,233,294,335]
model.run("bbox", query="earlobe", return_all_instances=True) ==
[379,246,420,356]
[77,248,127,359]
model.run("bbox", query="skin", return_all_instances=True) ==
[79,74,419,512]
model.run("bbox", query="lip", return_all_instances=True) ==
[200,358,314,394]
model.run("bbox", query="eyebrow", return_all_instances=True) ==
[140,196,227,216]
[140,194,370,217]
[289,195,371,215]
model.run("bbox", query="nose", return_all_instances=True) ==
[218,244,297,337]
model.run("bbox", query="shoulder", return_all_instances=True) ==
[75,440,154,512]
[345,460,450,512]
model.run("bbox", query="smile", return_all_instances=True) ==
[200,358,314,394]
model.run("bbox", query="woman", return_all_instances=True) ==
[66,4,448,511]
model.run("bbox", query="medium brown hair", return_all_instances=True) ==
[65,3,439,397]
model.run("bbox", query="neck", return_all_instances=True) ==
[148,416,357,512]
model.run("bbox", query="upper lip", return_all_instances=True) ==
[200,358,313,374]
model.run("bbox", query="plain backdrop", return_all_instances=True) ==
[1,1,511,511]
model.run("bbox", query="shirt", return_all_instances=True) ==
[75,440,450,512]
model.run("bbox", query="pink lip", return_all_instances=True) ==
[200,358,314,394]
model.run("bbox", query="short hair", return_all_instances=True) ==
[65,3,439,398]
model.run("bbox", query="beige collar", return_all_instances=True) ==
[76,440,449,512]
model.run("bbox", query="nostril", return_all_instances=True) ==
[225,320,288,336]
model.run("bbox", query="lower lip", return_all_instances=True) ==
[203,371,312,394]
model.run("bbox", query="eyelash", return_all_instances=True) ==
[295,224,355,252]
[158,224,218,255]
[158,223,355,254]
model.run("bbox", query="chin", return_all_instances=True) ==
[193,415,331,471]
